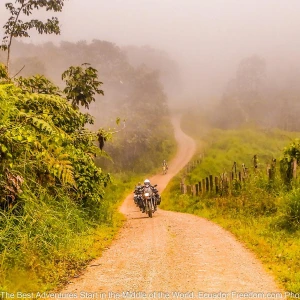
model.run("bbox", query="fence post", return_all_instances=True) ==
[180,178,185,194]
[205,177,209,192]
[195,183,199,196]
[253,154,258,171]
[215,176,219,193]
[293,158,298,180]
[233,161,237,178]
[242,163,248,181]
[268,168,272,182]
[198,181,202,194]
[187,185,191,195]
[202,179,206,193]
[271,158,276,181]
[193,185,197,196]
[224,173,229,194]
[209,175,213,192]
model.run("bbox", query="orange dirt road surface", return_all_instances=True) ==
[59,116,282,299]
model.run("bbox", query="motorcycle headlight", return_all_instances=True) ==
[144,192,150,197]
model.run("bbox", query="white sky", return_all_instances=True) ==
[1,0,300,100]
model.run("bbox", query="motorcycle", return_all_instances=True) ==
[152,184,161,205]
[142,184,157,218]
[162,165,168,175]
[134,186,144,210]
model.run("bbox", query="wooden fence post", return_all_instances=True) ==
[205,177,209,192]
[183,184,187,194]
[198,181,202,194]
[180,178,185,193]
[187,185,191,195]
[242,163,247,178]
[268,168,272,182]
[202,179,206,193]
[293,158,298,180]
[224,173,228,194]
[215,176,219,193]
[253,154,258,171]
[271,158,276,181]
[193,185,197,196]
[233,161,237,178]
[209,175,213,192]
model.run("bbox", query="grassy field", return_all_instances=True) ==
[161,112,300,293]
[0,173,141,292]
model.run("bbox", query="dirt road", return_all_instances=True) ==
[60,116,282,299]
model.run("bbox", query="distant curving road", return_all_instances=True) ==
[60,115,282,299]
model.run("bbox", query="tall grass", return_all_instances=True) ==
[0,172,153,292]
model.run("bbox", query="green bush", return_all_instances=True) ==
[283,188,300,228]
[0,84,113,291]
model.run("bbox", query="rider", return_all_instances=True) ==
[134,182,143,209]
[162,159,168,174]
[143,179,160,212]
[134,182,143,193]
[163,160,168,168]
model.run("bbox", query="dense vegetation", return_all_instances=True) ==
[5,40,177,173]
[162,111,300,293]
[0,6,176,290]
[0,81,113,290]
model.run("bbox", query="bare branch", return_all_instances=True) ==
[11,64,25,78]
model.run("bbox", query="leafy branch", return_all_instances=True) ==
[0,0,65,77]
[62,63,104,110]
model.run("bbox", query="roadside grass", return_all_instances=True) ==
[0,173,143,293]
[161,112,300,293]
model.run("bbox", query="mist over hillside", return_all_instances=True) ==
[1,0,300,130]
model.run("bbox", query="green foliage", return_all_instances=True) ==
[14,75,61,95]
[282,188,300,228]
[0,0,65,76]
[0,83,115,291]
[1,0,64,49]
[0,63,8,82]
[280,139,300,184]
[62,63,104,109]
[0,34,177,292]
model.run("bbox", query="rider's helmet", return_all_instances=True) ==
[144,179,150,186]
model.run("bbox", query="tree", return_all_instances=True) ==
[0,0,65,77]
[280,139,300,185]
[62,63,104,110]
[216,55,266,127]
[0,63,9,82]
[236,55,266,106]
[15,74,61,94]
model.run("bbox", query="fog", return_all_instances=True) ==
[1,0,300,109]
